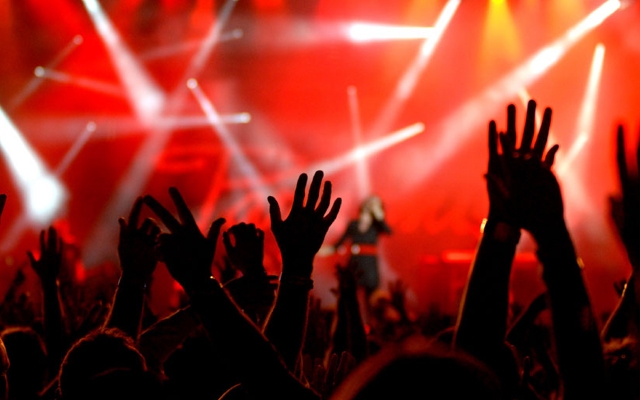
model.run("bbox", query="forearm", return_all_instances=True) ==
[138,306,201,374]
[188,278,319,399]
[41,281,66,374]
[104,278,146,340]
[455,220,519,357]
[535,224,606,398]
[263,270,313,370]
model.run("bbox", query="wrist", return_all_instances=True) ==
[183,276,221,297]
[41,279,59,293]
[281,257,314,279]
[280,275,314,290]
[119,271,151,287]
[481,218,521,244]
[531,219,571,250]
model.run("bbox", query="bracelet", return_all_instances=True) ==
[280,275,314,290]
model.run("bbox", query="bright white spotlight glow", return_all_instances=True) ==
[347,23,434,42]
[403,1,619,190]
[34,67,45,77]
[528,46,564,75]
[28,176,65,222]
[222,112,251,124]
[36,68,124,97]
[188,81,267,208]
[82,0,165,126]
[575,44,605,143]
[83,0,239,267]
[568,0,620,40]
[367,0,460,138]
[353,147,367,160]
[73,35,84,45]
[347,86,371,199]
[187,79,198,89]
[0,108,66,223]
[312,123,425,176]
[557,135,589,176]
[546,44,606,176]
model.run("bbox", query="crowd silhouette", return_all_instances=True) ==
[0,100,637,399]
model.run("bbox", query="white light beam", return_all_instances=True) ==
[82,0,165,125]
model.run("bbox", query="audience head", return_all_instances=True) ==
[1,326,47,400]
[0,338,9,400]
[331,336,502,400]
[57,327,152,400]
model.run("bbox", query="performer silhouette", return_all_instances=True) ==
[333,195,391,296]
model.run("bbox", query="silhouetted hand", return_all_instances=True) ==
[27,226,63,286]
[144,187,225,293]
[487,100,561,239]
[610,125,640,268]
[223,223,265,277]
[117,197,160,285]
[268,171,341,278]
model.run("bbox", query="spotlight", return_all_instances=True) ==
[187,79,198,89]
[347,23,434,42]
[0,108,66,224]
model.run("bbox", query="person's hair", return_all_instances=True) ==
[359,196,382,215]
[58,327,148,400]
[1,326,47,399]
[0,337,9,400]
[331,336,502,400]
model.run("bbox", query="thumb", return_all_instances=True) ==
[207,218,226,243]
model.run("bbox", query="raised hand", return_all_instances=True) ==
[268,171,341,278]
[144,187,225,293]
[487,100,562,239]
[27,226,63,286]
[117,197,160,285]
[223,223,266,277]
[610,125,640,268]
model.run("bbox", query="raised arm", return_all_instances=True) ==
[27,225,67,377]
[491,100,605,399]
[602,125,640,341]
[144,187,320,399]
[104,197,159,341]
[263,171,342,370]
[454,104,534,395]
